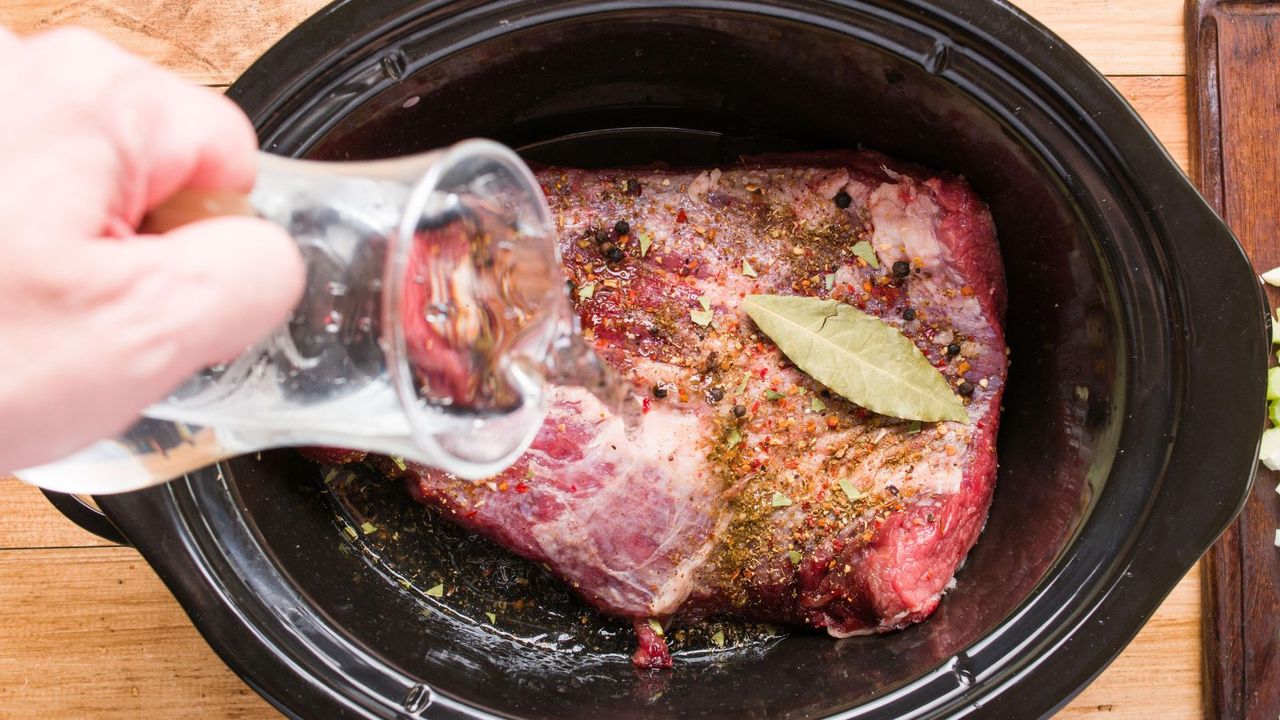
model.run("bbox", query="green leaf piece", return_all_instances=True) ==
[691,309,714,327]
[838,478,862,503]
[852,241,879,268]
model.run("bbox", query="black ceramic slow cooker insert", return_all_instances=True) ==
[49,1,1267,718]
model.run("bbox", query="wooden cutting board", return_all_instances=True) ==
[1188,2,1280,718]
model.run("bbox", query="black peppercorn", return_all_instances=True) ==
[732,404,747,418]
[594,229,610,244]
[957,381,975,396]
[652,385,668,399]
[614,220,630,236]
[892,260,911,279]
[833,191,852,209]
[946,342,961,356]
[902,308,917,321]
[606,246,625,263]
[709,387,725,402]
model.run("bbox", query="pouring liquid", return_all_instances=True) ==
[163,183,639,472]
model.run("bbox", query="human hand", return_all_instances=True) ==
[0,27,305,471]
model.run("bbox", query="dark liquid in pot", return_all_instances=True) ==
[316,460,787,665]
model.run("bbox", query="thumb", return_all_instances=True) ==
[104,216,305,403]
[148,215,306,372]
[0,216,304,469]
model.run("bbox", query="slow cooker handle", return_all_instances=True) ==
[40,490,130,546]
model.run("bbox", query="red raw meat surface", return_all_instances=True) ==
[306,150,1007,667]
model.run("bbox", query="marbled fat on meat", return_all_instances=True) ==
[317,150,1007,668]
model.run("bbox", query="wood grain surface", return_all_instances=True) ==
[0,1,1207,718]
[1188,2,1280,718]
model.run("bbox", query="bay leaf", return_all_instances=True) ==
[741,294,967,423]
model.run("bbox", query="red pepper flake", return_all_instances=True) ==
[872,284,901,304]
[961,285,974,297]
[464,509,479,518]
[498,481,510,492]
[515,482,530,493]
[642,397,652,414]
[676,209,688,223]
[758,367,768,379]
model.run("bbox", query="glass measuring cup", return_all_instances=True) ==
[15,140,566,494]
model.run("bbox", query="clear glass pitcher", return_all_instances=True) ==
[15,139,568,494]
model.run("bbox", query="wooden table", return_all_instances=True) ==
[0,1,1201,717]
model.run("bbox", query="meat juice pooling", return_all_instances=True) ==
[16,139,625,495]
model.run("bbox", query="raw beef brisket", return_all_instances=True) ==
[311,149,1007,667]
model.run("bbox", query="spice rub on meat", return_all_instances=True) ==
[309,149,1007,668]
